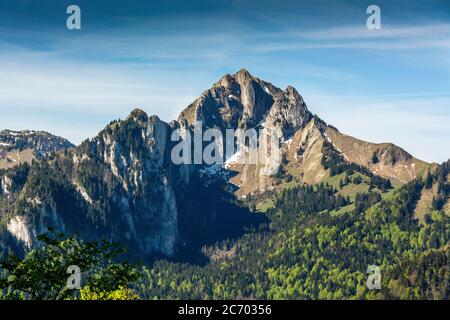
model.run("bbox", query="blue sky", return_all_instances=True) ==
[0,0,449,162]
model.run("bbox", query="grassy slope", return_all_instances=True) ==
[257,171,395,215]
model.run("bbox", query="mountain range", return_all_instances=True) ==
[0,130,74,170]
[0,69,446,262]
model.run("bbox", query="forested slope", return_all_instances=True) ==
[135,161,450,300]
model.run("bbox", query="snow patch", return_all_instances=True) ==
[1,176,12,194]
[284,138,293,149]
[73,181,94,205]
[224,151,244,169]
[7,216,33,248]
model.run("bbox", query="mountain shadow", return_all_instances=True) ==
[174,170,268,265]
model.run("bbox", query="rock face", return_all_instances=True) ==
[325,127,429,183]
[74,110,180,256]
[265,86,312,138]
[0,111,182,259]
[0,69,432,260]
[0,130,74,169]
[178,69,281,129]
[177,69,430,196]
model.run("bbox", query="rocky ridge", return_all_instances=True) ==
[0,69,433,260]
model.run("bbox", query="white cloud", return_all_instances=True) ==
[0,53,199,111]
[0,51,203,143]
[251,23,450,52]
[297,24,450,40]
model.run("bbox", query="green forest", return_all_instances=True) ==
[1,160,448,300]
[134,162,449,300]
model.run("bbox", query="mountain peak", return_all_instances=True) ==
[179,69,306,128]
[214,69,260,89]
[129,108,147,117]
[214,73,239,92]
[235,68,253,78]
[0,130,74,169]
[284,85,306,106]
[127,108,149,123]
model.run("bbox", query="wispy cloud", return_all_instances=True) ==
[0,50,203,143]
[251,23,450,52]
[297,24,450,40]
